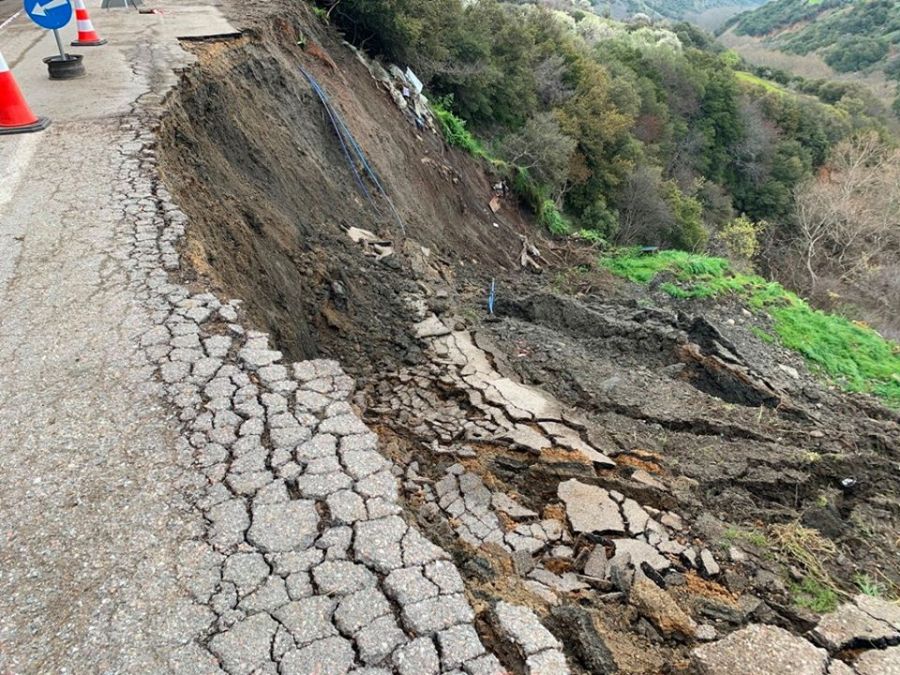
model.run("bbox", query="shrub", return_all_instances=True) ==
[432,98,487,157]
[539,200,571,236]
[718,216,764,263]
[665,185,708,252]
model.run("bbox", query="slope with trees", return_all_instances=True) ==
[316,0,899,339]
[725,0,900,113]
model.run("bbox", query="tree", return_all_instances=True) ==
[792,133,900,290]
[498,113,576,198]
[616,165,673,245]
[534,55,574,107]
[559,56,638,221]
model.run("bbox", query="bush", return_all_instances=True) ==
[824,37,889,74]
[581,197,619,241]
[432,98,487,157]
[539,200,571,236]
[718,216,764,263]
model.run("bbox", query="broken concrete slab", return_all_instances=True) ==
[494,601,560,656]
[583,548,608,579]
[854,645,900,675]
[492,492,538,520]
[415,315,451,339]
[855,594,900,631]
[247,500,318,553]
[812,602,900,651]
[499,425,553,454]
[489,378,563,421]
[622,498,650,535]
[208,613,279,675]
[611,539,670,572]
[692,624,829,675]
[557,479,624,535]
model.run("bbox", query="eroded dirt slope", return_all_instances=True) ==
[159,8,541,373]
[159,3,900,673]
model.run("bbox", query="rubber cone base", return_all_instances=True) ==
[0,116,51,135]
[72,38,108,47]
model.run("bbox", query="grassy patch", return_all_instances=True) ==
[791,577,840,613]
[601,248,900,406]
[721,525,770,550]
[854,573,886,598]
[735,70,789,94]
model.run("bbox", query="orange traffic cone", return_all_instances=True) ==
[0,50,50,135]
[71,0,107,47]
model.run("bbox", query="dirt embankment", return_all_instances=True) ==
[159,3,900,673]
[159,6,540,374]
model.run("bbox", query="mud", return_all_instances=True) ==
[159,3,900,673]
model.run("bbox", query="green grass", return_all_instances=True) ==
[735,70,790,94]
[721,526,770,550]
[854,573,886,598]
[792,577,840,613]
[601,248,900,406]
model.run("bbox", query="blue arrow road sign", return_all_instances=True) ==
[24,0,73,30]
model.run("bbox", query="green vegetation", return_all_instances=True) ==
[770,522,842,612]
[791,577,840,613]
[602,249,900,405]
[734,70,788,94]
[726,0,847,37]
[721,525,770,550]
[728,0,900,78]
[610,0,764,23]
[317,0,891,244]
[854,573,886,598]
[431,98,487,158]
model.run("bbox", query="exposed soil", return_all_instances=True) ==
[159,5,542,374]
[159,2,900,672]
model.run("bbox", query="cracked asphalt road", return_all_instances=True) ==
[0,121,209,673]
[0,5,233,672]
[0,5,515,674]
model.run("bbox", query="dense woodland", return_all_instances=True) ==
[315,0,900,336]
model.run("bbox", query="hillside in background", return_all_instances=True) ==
[605,0,765,27]
[724,0,900,111]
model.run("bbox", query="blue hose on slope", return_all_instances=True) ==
[300,66,407,235]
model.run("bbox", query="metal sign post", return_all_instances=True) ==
[51,27,66,58]
[23,0,86,79]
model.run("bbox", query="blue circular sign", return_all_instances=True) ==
[24,0,73,30]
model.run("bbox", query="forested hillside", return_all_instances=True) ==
[604,0,764,23]
[727,0,900,89]
[317,0,899,336]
